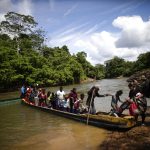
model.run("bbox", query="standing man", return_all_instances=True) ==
[135,92,147,125]
[20,84,26,98]
[67,88,78,113]
[56,86,66,108]
[86,85,108,114]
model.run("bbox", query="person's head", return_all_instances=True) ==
[146,74,150,80]
[88,86,99,94]
[128,83,134,90]
[93,84,100,92]
[60,86,63,91]
[72,88,76,93]
[42,88,46,94]
[51,92,55,97]
[116,90,123,96]
[141,75,146,81]
[47,91,51,97]
[133,79,139,86]
[80,93,84,100]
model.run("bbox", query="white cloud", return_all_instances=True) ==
[49,30,117,64]
[113,16,150,48]
[48,15,150,65]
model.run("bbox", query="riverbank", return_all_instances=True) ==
[100,106,150,150]
[127,68,150,82]
[81,77,96,83]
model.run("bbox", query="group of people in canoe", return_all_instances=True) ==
[21,86,87,114]
[20,74,150,125]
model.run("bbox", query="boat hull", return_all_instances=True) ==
[21,98,136,131]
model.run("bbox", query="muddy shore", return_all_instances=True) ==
[100,107,150,150]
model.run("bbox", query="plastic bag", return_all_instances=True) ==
[129,102,139,116]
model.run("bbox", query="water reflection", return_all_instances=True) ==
[12,123,106,150]
[0,101,106,150]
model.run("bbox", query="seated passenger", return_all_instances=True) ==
[47,91,52,107]
[38,89,47,107]
[78,93,87,114]
[51,93,58,109]
[26,86,32,99]
[29,85,36,103]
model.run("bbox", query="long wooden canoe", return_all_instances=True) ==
[21,98,136,131]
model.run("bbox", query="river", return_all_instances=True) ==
[0,78,145,150]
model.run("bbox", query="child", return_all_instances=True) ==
[109,90,123,117]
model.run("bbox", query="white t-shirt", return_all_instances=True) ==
[57,90,65,100]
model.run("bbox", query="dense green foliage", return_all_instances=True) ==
[0,12,150,89]
[132,52,150,72]
[0,12,104,89]
[105,52,150,78]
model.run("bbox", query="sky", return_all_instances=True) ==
[0,0,150,65]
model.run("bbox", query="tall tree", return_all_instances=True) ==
[133,52,150,71]
[0,12,37,35]
[95,64,105,79]
[0,12,38,53]
[76,51,92,76]
[105,56,125,78]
